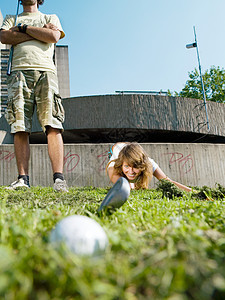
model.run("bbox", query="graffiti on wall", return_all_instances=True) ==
[63,151,80,173]
[95,148,195,178]
[0,149,81,173]
[0,150,15,163]
[97,150,109,172]
[163,152,194,177]
[0,148,194,180]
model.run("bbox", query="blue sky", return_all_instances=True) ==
[1,0,225,97]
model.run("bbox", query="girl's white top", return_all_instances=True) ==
[107,143,159,173]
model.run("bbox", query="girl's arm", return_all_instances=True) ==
[153,167,193,192]
[107,166,122,184]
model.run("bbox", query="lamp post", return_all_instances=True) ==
[186,26,210,131]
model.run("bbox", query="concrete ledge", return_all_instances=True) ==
[1,143,224,188]
[1,95,225,144]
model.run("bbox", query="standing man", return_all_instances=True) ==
[0,0,68,192]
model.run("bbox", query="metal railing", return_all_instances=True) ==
[115,90,168,96]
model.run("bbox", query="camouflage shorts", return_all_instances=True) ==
[5,70,65,133]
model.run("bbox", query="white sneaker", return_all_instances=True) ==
[5,178,30,190]
[53,178,69,192]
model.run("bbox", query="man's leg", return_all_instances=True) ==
[46,126,64,173]
[5,131,30,189]
[14,132,30,175]
[46,126,68,192]
[35,71,67,191]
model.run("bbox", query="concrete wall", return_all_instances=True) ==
[1,143,224,188]
[62,94,225,136]
[28,94,225,143]
[1,94,225,144]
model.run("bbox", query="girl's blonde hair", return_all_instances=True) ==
[107,142,153,189]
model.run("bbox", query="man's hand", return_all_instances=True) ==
[25,23,61,43]
[43,23,59,31]
[10,25,20,32]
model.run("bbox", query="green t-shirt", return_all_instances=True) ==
[1,11,65,73]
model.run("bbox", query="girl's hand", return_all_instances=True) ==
[129,182,135,189]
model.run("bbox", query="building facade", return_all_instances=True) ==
[0,49,9,116]
[0,10,8,117]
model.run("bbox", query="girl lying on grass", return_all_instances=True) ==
[107,142,193,192]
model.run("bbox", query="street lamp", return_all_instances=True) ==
[186,26,210,131]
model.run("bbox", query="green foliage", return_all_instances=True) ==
[0,185,225,299]
[192,184,225,201]
[178,66,225,103]
[157,179,184,198]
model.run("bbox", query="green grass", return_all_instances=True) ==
[0,184,225,300]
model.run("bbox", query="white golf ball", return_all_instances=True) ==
[50,215,108,256]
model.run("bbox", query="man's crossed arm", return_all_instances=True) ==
[0,23,61,45]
